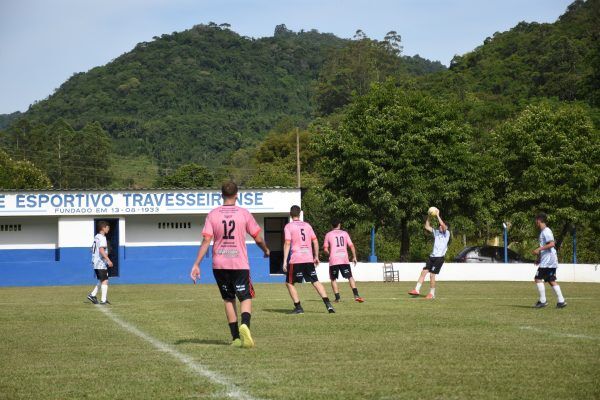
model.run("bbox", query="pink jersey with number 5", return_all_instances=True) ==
[323,229,353,266]
[284,220,317,264]
[202,205,261,270]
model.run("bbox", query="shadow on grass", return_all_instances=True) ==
[262,308,295,314]
[505,305,536,309]
[174,338,230,346]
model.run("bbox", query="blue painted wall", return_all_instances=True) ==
[0,244,285,287]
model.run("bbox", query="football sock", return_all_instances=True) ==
[294,302,302,309]
[352,288,359,297]
[429,288,436,296]
[536,282,546,303]
[415,282,422,292]
[101,284,108,302]
[322,297,331,304]
[90,282,100,296]
[334,293,340,301]
[228,322,240,340]
[552,285,565,303]
[241,312,251,328]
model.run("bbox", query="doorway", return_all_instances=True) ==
[94,218,120,277]
[264,217,288,274]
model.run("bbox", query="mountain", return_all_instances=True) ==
[13,24,444,169]
[0,112,22,130]
[446,0,599,105]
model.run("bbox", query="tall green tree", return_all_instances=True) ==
[316,83,494,260]
[0,149,51,189]
[157,163,215,188]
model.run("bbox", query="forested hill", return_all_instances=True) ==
[14,24,444,167]
[445,0,599,106]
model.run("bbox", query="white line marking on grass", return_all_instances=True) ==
[96,306,260,400]
[520,326,599,340]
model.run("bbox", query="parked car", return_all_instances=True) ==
[453,246,533,263]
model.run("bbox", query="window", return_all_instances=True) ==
[0,224,22,232]
[157,221,192,230]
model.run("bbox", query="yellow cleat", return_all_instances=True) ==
[231,338,242,348]
[239,324,255,349]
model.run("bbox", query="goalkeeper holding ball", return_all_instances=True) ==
[408,207,450,299]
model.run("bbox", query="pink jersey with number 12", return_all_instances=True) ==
[284,220,317,264]
[202,205,261,270]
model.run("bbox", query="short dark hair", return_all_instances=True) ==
[221,181,238,198]
[290,205,301,217]
[97,221,109,232]
[331,219,341,228]
[535,212,548,223]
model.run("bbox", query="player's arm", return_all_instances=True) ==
[437,214,447,233]
[253,234,270,258]
[190,236,211,283]
[349,244,357,265]
[323,237,330,256]
[533,240,555,255]
[283,240,291,272]
[424,215,433,233]
[312,238,320,265]
[99,246,113,267]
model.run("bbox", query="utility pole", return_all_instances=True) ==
[296,127,301,188]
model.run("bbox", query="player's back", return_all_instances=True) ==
[285,220,316,264]
[324,229,352,265]
[204,205,261,270]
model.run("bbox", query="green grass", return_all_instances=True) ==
[1,282,599,399]
[108,154,159,189]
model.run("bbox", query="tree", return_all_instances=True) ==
[316,83,494,260]
[491,102,600,246]
[157,163,215,188]
[0,149,51,189]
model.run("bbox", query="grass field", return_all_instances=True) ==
[1,282,599,400]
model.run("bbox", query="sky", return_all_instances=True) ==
[0,0,573,114]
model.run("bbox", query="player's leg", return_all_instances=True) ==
[547,270,566,308]
[409,268,428,295]
[286,283,303,313]
[426,273,436,299]
[534,268,548,308]
[235,271,255,348]
[311,281,335,313]
[87,272,101,304]
[330,265,341,302]
[341,265,363,302]
[224,299,241,345]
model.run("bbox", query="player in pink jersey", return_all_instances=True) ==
[283,205,335,314]
[190,181,270,348]
[323,220,364,303]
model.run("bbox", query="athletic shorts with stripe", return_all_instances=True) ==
[213,269,255,301]
[286,263,319,284]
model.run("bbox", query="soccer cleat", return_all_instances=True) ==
[326,303,335,313]
[239,324,255,348]
[291,307,304,314]
[408,289,420,296]
[425,293,435,299]
[534,301,548,308]
[99,300,111,305]
[87,294,99,304]
[231,338,242,348]
[334,298,341,303]
[556,302,567,309]
[354,297,365,303]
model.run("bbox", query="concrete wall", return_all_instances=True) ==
[316,262,600,283]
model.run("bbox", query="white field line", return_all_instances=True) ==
[96,306,260,400]
[519,325,599,340]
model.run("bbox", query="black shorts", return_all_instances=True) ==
[424,257,445,274]
[286,263,319,284]
[329,264,353,280]
[213,269,255,301]
[94,269,109,281]
[535,268,557,283]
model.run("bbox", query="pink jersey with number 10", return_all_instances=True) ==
[284,220,317,264]
[202,205,261,270]
[323,229,353,266]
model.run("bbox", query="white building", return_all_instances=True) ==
[0,188,300,286]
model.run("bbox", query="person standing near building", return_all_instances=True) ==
[87,221,112,305]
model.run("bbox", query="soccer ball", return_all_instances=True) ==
[428,206,439,216]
